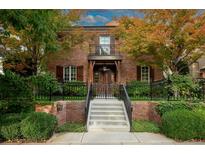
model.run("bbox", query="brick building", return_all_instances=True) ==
[47,25,164,84]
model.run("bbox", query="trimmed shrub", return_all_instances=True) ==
[21,112,57,141]
[0,113,28,140]
[1,123,21,140]
[127,81,150,99]
[161,109,205,141]
[155,101,192,116]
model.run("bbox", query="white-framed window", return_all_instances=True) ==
[99,36,111,55]
[63,66,77,82]
[141,66,150,82]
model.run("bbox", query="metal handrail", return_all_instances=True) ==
[120,84,132,131]
[85,84,92,123]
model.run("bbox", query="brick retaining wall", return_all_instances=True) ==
[132,101,161,123]
[36,101,161,125]
[35,101,85,125]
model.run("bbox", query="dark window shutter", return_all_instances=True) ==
[77,66,83,81]
[150,66,154,82]
[110,36,115,54]
[136,65,141,81]
[56,66,63,82]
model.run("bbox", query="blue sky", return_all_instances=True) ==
[79,10,144,26]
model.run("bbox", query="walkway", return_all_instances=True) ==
[47,132,176,144]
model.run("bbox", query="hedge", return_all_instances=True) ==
[161,109,205,141]
[21,112,57,141]
[0,113,28,140]
[155,101,192,116]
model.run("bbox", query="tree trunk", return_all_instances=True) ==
[32,45,38,76]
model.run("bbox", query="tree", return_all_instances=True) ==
[0,10,83,75]
[115,10,205,76]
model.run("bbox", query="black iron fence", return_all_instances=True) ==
[126,78,205,102]
[0,81,87,102]
[34,82,87,101]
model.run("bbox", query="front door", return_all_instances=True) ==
[93,66,117,98]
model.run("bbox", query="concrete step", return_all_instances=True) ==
[91,111,124,115]
[91,103,123,107]
[91,107,123,111]
[90,115,126,120]
[87,98,130,132]
[88,126,130,132]
[89,119,128,126]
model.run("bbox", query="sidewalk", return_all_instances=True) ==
[47,132,177,145]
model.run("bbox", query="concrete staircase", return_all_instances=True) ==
[87,98,130,132]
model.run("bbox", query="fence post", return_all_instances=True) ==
[49,85,52,101]
[167,76,171,101]
[150,79,153,101]
[62,81,64,101]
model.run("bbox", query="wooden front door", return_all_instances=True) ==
[93,68,118,98]
[99,70,113,84]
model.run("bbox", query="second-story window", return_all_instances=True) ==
[64,66,77,82]
[99,36,110,55]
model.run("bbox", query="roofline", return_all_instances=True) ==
[70,25,117,29]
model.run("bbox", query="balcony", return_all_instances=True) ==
[88,44,122,61]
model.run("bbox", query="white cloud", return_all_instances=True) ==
[81,15,96,23]
[95,15,109,23]
[80,15,109,25]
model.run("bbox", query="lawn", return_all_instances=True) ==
[132,120,160,133]
[55,122,85,133]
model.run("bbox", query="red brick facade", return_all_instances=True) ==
[47,26,164,84]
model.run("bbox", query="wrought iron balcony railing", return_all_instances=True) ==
[88,44,122,60]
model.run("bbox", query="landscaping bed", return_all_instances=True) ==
[0,112,57,143]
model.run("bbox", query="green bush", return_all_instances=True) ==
[0,70,33,113]
[28,72,60,95]
[1,123,21,140]
[132,120,160,133]
[55,122,85,133]
[127,81,150,99]
[21,112,57,141]
[161,109,205,141]
[155,101,192,116]
[63,81,87,97]
[0,113,28,140]
[168,74,200,99]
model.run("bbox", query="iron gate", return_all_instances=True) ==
[92,83,120,99]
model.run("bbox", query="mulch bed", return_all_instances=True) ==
[0,139,47,144]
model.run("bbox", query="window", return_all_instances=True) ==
[64,66,77,82]
[99,36,110,55]
[141,66,150,82]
